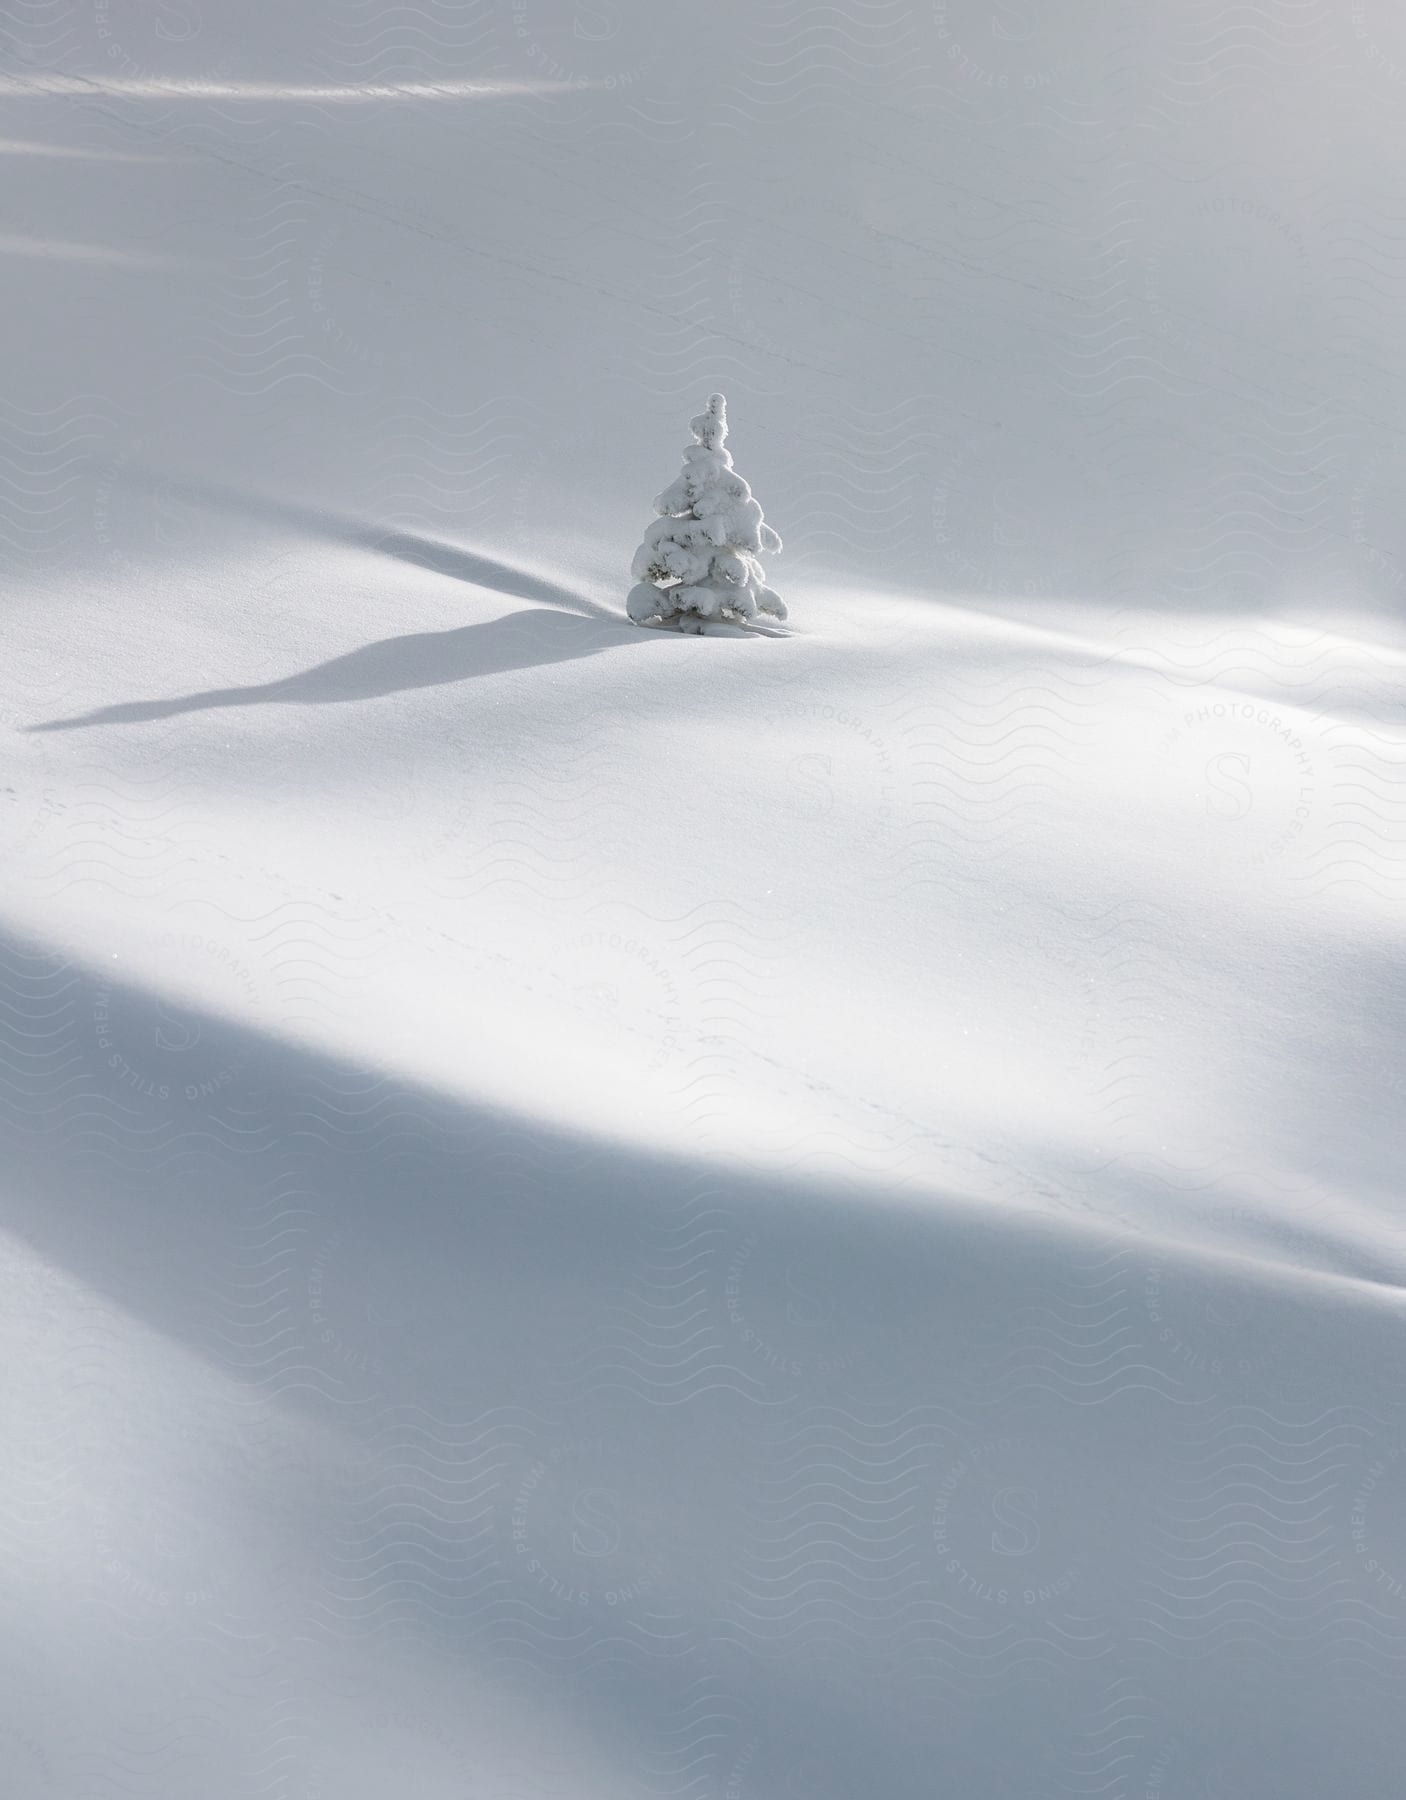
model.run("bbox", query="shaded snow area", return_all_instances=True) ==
[5,2,1406,1794]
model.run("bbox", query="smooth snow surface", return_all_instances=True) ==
[4,4,1406,1794]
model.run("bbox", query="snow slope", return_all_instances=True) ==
[3,2,1406,1793]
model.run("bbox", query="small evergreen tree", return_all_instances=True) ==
[627,395,786,632]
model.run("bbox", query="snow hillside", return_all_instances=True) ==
[3,1,1406,1794]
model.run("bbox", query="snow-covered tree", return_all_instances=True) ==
[627,394,786,631]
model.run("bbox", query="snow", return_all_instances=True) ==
[3,3,1406,1795]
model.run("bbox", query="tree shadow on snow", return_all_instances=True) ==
[25,464,782,731]
[106,463,624,624]
[25,608,666,730]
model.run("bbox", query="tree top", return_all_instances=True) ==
[690,393,728,450]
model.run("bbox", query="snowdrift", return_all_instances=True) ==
[3,2,1406,1794]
